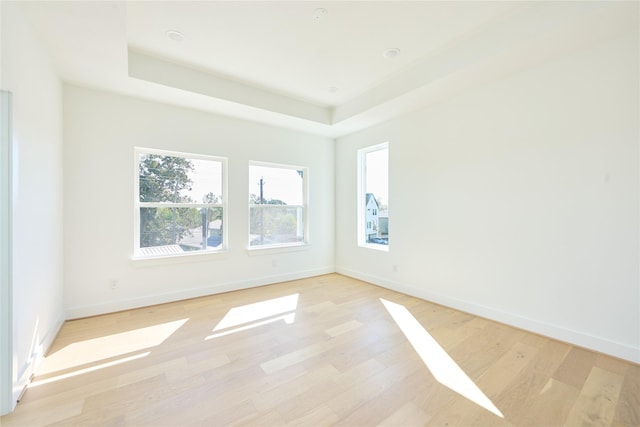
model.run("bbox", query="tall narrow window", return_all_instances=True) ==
[249,162,307,248]
[134,148,226,258]
[358,143,389,249]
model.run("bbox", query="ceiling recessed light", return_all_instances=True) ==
[166,30,185,42]
[383,48,401,59]
[313,8,328,21]
[327,86,339,93]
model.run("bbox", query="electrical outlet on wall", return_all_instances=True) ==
[110,279,119,290]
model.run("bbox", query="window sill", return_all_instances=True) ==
[359,243,389,252]
[131,249,228,267]
[246,243,310,256]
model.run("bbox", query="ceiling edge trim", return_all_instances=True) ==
[128,50,332,126]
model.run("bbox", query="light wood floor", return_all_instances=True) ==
[1,274,638,426]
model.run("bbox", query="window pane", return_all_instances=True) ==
[249,165,303,205]
[249,206,304,246]
[248,163,307,248]
[361,145,389,247]
[139,207,223,255]
[139,154,222,203]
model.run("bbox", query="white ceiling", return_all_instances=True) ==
[127,1,517,106]
[15,1,638,138]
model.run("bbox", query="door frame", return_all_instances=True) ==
[1,90,14,415]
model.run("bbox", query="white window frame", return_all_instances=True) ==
[133,147,228,259]
[248,161,309,250]
[358,142,389,251]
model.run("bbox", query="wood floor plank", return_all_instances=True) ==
[564,366,625,427]
[0,398,84,427]
[493,337,571,421]
[553,346,598,389]
[251,363,339,412]
[324,319,363,337]
[613,364,640,427]
[232,408,283,427]
[477,341,540,397]
[284,403,340,427]
[335,367,432,427]
[187,398,257,427]
[454,341,540,426]
[271,358,387,423]
[1,273,637,427]
[519,378,580,426]
[376,401,431,427]
[81,373,168,413]
[425,393,508,427]
[259,342,326,374]
[324,359,421,420]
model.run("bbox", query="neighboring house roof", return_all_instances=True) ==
[139,244,184,257]
[366,193,379,208]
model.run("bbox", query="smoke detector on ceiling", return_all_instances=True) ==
[383,48,401,59]
[313,8,328,21]
[166,30,185,42]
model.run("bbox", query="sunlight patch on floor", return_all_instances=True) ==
[380,298,504,418]
[206,313,295,340]
[205,293,298,340]
[37,318,188,377]
[213,294,299,330]
[30,352,150,387]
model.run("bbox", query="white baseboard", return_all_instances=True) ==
[65,267,335,320]
[337,267,640,364]
[64,266,639,364]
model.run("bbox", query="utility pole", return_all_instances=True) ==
[201,207,207,249]
[259,177,265,204]
[259,177,265,244]
[172,177,180,244]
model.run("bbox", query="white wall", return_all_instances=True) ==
[336,30,639,362]
[1,2,65,410]
[63,86,335,318]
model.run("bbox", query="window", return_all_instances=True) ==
[249,162,307,248]
[134,148,226,258]
[358,143,389,249]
